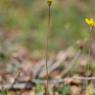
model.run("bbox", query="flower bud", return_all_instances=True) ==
[48,0,53,6]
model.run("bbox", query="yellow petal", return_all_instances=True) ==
[85,18,91,25]
[93,20,95,26]
[90,18,94,24]
[90,18,95,26]
[94,22,95,26]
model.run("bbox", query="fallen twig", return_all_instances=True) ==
[1,76,95,91]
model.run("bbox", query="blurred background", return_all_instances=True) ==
[0,0,95,53]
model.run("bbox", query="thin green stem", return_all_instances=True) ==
[88,26,93,57]
[88,27,93,71]
[86,27,93,89]
[45,4,51,95]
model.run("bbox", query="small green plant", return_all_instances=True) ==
[36,84,44,95]
[0,89,8,95]
[58,85,71,95]
[89,63,95,73]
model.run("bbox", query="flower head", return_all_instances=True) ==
[85,18,95,27]
[48,0,53,6]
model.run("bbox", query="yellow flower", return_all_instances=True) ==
[48,0,53,6]
[85,18,95,27]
